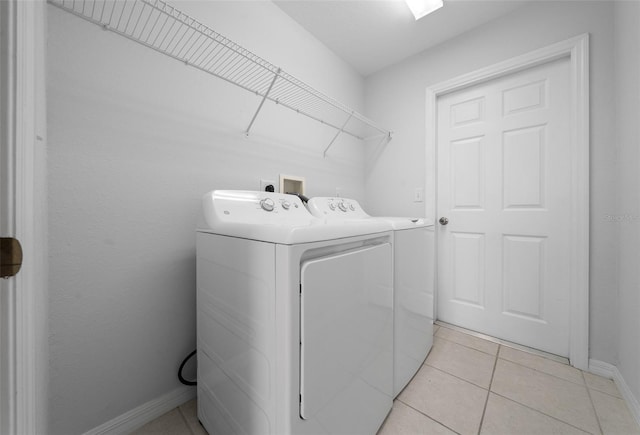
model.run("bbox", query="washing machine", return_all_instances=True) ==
[307,197,435,396]
[196,190,394,435]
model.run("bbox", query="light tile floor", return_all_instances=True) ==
[133,324,640,434]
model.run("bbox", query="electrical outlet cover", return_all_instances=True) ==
[260,179,277,192]
[413,188,424,203]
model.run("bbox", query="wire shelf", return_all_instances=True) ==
[47,0,392,155]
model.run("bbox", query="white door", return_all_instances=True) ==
[437,57,571,357]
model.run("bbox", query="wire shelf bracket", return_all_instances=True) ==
[324,112,354,157]
[47,0,393,155]
[245,68,280,136]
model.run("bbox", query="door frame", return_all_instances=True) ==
[0,0,48,433]
[425,34,589,369]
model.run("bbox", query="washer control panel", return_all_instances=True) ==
[306,197,370,219]
[258,197,295,212]
[248,193,304,215]
[201,190,313,228]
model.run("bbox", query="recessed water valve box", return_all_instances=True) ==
[280,175,305,195]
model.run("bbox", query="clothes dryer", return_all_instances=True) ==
[306,197,435,396]
[196,191,394,435]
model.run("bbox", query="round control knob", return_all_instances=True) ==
[281,200,291,210]
[328,202,336,211]
[338,201,348,212]
[349,204,355,211]
[260,198,275,212]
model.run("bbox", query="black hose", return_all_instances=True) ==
[178,349,197,386]
[287,192,309,203]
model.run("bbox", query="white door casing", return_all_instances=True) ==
[426,34,589,368]
[0,0,48,433]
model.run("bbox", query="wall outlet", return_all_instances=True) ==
[260,179,276,192]
[413,187,424,203]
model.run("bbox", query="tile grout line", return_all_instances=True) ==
[433,333,582,389]
[444,323,623,399]
[435,321,569,365]
[582,370,605,435]
[490,349,597,434]
[489,359,602,434]
[431,327,615,435]
[492,352,604,434]
[476,344,500,435]
[422,361,492,390]
[434,335,497,357]
[177,405,196,435]
[434,331,499,357]
[489,390,600,434]
[589,387,625,400]
[496,355,587,387]
[395,398,463,435]
[583,380,626,400]
[399,359,492,434]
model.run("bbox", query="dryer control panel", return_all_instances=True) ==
[306,197,370,219]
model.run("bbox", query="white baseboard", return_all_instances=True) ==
[83,386,196,435]
[589,359,640,427]
[588,359,616,378]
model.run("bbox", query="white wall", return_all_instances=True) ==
[46,2,366,433]
[614,0,640,407]
[364,1,618,363]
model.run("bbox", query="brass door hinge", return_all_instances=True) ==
[1,237,23,279]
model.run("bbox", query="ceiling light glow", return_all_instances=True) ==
[404,0,444,20]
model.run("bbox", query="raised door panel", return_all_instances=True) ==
[502,235,546,322]
[502,80,547,116]
[450,97,485,127]
[503,125,546,209]
[451,136,485,210]
[451,232,486,308]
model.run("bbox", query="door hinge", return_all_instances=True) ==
[1,237,23,279]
